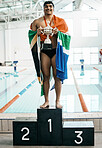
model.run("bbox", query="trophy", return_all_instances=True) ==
[42,21,53,49]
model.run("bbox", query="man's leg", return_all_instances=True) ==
[40,52,51,108]
[51,55,62,108]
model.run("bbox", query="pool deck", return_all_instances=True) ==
[0,112,102,133]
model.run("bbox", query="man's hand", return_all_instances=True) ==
[37,26,43,35]
[52,27,58,35]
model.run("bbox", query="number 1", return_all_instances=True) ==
[48,119,52,132]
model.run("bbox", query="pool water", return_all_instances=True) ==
[0,65,102,113]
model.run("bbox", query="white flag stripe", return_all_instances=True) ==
[58,37,69,55]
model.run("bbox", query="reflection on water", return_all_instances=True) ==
[0,66,102,113]
[61,67,102,112]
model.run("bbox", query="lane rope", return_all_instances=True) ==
[93,67,102,73]
[0,79,37,113]
[70,67,88,112]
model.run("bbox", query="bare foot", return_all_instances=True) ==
[56,101,63,109]
[40,101,49,108]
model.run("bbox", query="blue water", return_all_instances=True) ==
[0,66,102,113]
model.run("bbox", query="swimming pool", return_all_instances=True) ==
[0,65,102,113]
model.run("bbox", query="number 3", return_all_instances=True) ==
[21,127,30,141]
[74,131,83,144]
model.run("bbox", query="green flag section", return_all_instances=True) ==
[28,30,44,96]
[57,31,71,51]
[28,30,37,44]
[56,31,71,81]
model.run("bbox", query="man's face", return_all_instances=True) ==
[44,4,54,15]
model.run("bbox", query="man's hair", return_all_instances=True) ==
[43,1,54,7]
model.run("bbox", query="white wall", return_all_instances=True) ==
[55,10,102,48]
[0,10,102,66]
[0,21,34,66]
[0,27,5,63]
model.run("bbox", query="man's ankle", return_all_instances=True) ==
[45,100,49,103]
[56,100,60,103]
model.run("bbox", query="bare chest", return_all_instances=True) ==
[37,20,46,29]
[37,19,54,29]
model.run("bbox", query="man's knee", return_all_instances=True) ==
[43,75,50,82]
[53,76,60,83]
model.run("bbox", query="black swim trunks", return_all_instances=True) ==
[41,48,56,59]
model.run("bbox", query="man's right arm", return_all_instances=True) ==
[30,20,37,31]
[30,18,43,36]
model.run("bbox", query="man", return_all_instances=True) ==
[30,1,69,108]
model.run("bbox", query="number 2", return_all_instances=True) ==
[74,131,83,144]
[21,127,30,141]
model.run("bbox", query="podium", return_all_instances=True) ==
[13,117,37,146]
[37,108,62,145]
[63,121,94,146]
[13,109,94,146]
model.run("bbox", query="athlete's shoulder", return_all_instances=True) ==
[32,16,43,25]
[30,16,44,30]
[54,15,65,21]
[35,16,44,24]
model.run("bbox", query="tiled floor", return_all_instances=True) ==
[0,132,102,148]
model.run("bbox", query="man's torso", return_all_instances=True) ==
[33,16,57,49]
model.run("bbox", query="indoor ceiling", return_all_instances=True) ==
[0,0,102,23]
